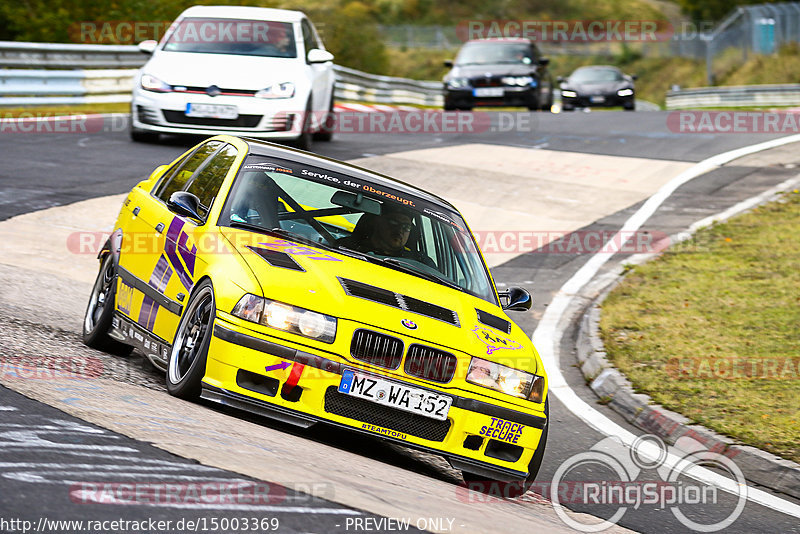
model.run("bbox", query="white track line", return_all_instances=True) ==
[532,133,800,519]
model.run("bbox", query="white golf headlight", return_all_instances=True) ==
[256,82,296,99]
[617,88,634,97]
[140,74,172,93]
[466,357,545,402]
[232,294,336,343]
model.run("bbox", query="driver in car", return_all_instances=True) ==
[344,206,435,266]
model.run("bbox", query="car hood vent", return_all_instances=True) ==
[247,246,304,271]
[476,309,511,333]
[339,278,459,326]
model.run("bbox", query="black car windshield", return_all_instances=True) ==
[162,18,297,58]
[220,155,498,304]
[570,68,624,83]
[456,42,533,65]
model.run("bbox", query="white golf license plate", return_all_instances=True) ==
[185,103,238,119]
[338,369,452,421]
[590,96,606,103]
[473,87,504,97]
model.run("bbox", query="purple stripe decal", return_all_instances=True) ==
[178,230,197,275]
[165,218,194,291]
[138,296,157,328]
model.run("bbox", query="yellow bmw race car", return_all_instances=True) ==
[83,135,548,489]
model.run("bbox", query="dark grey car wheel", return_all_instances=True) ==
[167,280,215,400]
[82,254,132,355]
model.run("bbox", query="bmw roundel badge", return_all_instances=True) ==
[401,319,417,330]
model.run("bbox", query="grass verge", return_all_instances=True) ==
[600,190,800,463]
[0,103,130,116]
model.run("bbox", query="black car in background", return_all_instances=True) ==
[558,65,636,111]
[443,38,553,111]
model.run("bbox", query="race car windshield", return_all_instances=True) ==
[571,68,624,83]
[456,43,532,65]
[162,18,297,58]
[220,157,497,304]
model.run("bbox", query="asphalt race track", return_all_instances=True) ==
[1,110,799,534]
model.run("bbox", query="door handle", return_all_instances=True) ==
[133,207,140,216]
[155,223,165,233]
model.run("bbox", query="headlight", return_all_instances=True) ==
[466,357,545,402]
[255,82,296,99]
[140,74,172,93]
[617,88,634,97]
[501,76,534,86]
[561,90,577,98]
[446,77,470,89]
[232,294,336,343]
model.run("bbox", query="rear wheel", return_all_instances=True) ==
[167,280,215,400]
[82,254,132,355]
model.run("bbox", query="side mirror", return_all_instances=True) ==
[631,74,638,81]
[538,57,550,67]
[138,40,157,54]
[499,287,532,311]
[556,76,565,83]
[167,191,203,220]
[444,59,454,68]
[307,49,334,63]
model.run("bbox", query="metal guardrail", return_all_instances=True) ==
[0,40,443,107]
[666,84,800,109]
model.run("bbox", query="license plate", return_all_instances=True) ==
[473,87,504,98]
[590,96,606,103]
[185,103,238,119]
[338,369,452,421]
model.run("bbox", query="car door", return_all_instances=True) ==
[301,18,333,114]
[116,140,228,342]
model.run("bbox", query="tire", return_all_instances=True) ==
[130,125,159,143]
[82,254,132,355]
[167,280,215,400]
[561,106,574,112]
[541,92,554,112]
[313,93,335,141]
[293,100,313,151]
[624,101,635,111]
[460,398,549,498]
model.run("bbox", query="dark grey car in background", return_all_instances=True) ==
[558,65,636,111]
[443,38,553,111]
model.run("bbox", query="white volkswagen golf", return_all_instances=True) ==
[130,5,335,149]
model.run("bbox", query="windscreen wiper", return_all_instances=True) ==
[378,257,464,292]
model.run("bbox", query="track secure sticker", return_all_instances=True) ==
[472,325,522,355]
[479,418,525,444]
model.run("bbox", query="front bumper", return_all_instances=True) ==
[445,86,539,109]
[131,90,308,139]
[561,92,634,108]
[204,319,548,481]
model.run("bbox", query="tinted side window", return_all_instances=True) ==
[154,141,224,203]
[184,144,238,219]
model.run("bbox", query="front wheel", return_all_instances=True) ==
[167,280,215,400]
[293,100,313,151]
[83,254,131,355]
[313,93,335,141]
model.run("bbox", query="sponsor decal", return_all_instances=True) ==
[259,239,342,261]
[472,325,522,355]
[361,423,407,440]
[478,417,525,444]
[243,162,293,173]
